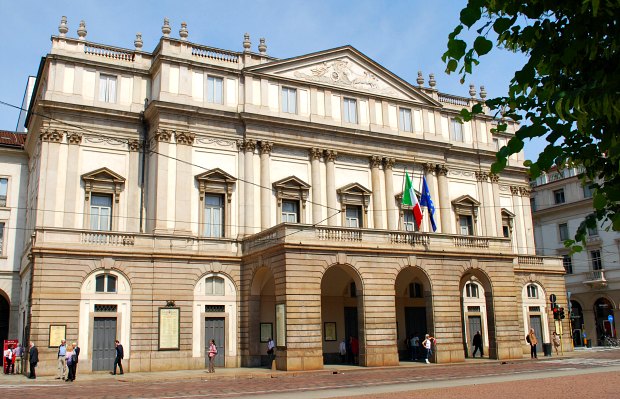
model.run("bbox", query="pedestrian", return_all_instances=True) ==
[266,337,275,368]
[112,339,124,375]
[472,331,483,358]
[423,333,434,364]
[339,338,347,364]
[65,344,74,382]
[72,343,80,380]
[351,336,359,365]
[207,339,217,373]
[28,341,38,379]
[3,344,13,374]
[13,343,23,374]
[410,333,420,361]
[526,328,538,359]
[56,339,67,380]
[346,336,353,364]
[552,332,561,356]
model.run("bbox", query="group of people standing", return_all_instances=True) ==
[405,333,436,363]
[55,340,80,382]
[338,336,360,364]
[3,343,24,374]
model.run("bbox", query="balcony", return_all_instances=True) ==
[583,269,608,289]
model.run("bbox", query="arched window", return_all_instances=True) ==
[95,274,117,293]
[526,284,538,299]
[466,282,479,298]
[205,276,225,295]
[409,282,423,298]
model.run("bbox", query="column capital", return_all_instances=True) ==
[422,162,435,174]
[519,186,532,197]
[154,129,172,142]
[510,185,521,195]
[67,132,82,145]
[324,149,338,162]
[383,157,395,170]
[309,147,322,160]
[369,155,382,169]
[489,173,500,183]
[128,139,141,152]
[245,139,256,153]
[475,171,489,182]
[259,141,273,155]
[175,131,195,146]
[435,164,448,176]
[40,129,64,143]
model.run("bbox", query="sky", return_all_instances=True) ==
[0,0,546,160]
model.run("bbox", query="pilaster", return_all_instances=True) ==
[309,148,323,224]
[244,139,256,234]
[436,164,451,234]
[383,158,396,230]
[324,149,338,226]
[259,141,273,231]
[63,132,81,228]
[369,155,384,229]
[174,131,195,233]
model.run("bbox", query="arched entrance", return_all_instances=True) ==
[521,282,548,356]
[594,297,616,345]
[248,267,276,367]
[394,266,432,362]
[570,300,584,347]
[0,291,9,343]
[460,271,496,359]
[321,264,363,365]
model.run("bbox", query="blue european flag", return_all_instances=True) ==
[419,176,436,232]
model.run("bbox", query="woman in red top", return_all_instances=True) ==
[208,339,217,373]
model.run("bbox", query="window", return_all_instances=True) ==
[465,283,479,298]
[553,189,565,204]
[563,255,573,274]
[281,200,299,223]
[207,76,224,104]
[0,222,4,256]
[90,194,112,231]
[399,108,412,132]
[409,282,423,298]
[459,215,474,235]
[451,118,463,141]
[587,225,598,237]
[501,208,514,238]
[558,223,569,241]
[95,274,117,293]
[205,276,225,295]
[343,98,357,123]
[403,211,417,232]
[492,138,500,151]
[281,87,297,114]
[530,197,536,212]
[350,282,357,298]
[526,284,538,299]
[583,183,595,198]
[204,194,224,237]
[0,178,7,207]
[98,74,117,103]
[590,249,602,270]
[345,206,362,228]
[502,225,510,238]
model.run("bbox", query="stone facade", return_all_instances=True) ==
[9,18,568,374]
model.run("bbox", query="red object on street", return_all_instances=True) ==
[3,339,19,374]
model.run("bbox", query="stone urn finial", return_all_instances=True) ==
[179,22,188,40]
[258,38,267,54]
[417,71,424,86]
[243,33,251,53]
[77,20,87,40]
[428,73,436,89]
[134,32,143,50]
[480,85,487,100]
[162,17,171,37]
[58,16,69,37]
[469,84,477,98]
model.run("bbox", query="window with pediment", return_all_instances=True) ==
[81,168,126,231]
[195,168,236,238]
[452,195,480,236]
[337,183,371,228]
[395,191,420,231]
[272,176,310,224]
[501,208,515,238]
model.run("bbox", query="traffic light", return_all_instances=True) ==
[559,307,566,319]
[553,306,560,320]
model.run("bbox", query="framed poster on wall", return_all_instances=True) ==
[275,303,286,347]
[324,322,337,341]
[260,323,273,343]
[158,307,180,350]
[48,325,66,348]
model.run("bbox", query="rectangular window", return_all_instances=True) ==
[558,223,569,241]
[563,255,573,274]
[281,200,299,223]
[98,74,117,103]
[0,222,4,256]
[90,194,112,231]
[409,282,423,298]
[281,87,297,114]
[459,215,473,235]
[591,249,602,270]
[587,225,598,237]
[399,108,412,132]
[553,189,565,204]
[205,277,225,296]
[0,178,7,207]
[343,98,357,124]
[345,205,362,228]
[403,211,416,232]
[207,76,224,104]
[492,138,500,151]
[530,197,536,212]
[204,194,224,237]
[583,183,595,198]
[451,118,463,141]
[502,225,510,238]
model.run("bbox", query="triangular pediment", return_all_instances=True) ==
[195,168,236,183]
[272,175,311,190]
[501,208,515,218]
[81,167,125,183]
[452,194,480,207]
[246,46,441,106]
[337,182,372,195]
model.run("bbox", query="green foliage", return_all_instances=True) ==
[444,0,620,251]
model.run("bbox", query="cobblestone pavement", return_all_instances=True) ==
[2,348,619,398]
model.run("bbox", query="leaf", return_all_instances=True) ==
[448,39,467,59]
[474,36,493,56]
[460,5,482,28]
[446,59,458,73]
[593,192,606,210]
[493,17,514,34]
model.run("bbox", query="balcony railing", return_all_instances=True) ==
[584,269,607,289]
[81,231,135,246]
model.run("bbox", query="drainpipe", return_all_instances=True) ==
[139,99,149,233]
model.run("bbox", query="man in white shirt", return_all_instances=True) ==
[3,345,13,374]
[57,339,67,380]
[267,338,275,368]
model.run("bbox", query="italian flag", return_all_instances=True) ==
[402,172,423,229]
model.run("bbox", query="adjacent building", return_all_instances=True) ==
[6,17,568,375]
[531,166,619,346]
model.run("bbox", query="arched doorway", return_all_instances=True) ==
[594,297,616,345]
[521,282,548,356]
[460,271,496,359]
[0,291,9,343]
[248,267,276,367]
[394,266,433,362]
[570,300,584,347]
[321,264,363,365]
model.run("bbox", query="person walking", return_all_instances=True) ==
[338,338,347,364]
[13,343,23,375]
[57,339,67,380]
[3,344,13,374]
[526,328,538,359]
[266,337,275,368]
[472,331,483,358]
[552,332,561,356]
[207,339,217,373]
[72,343,80,380]
[28,342,38,379]
[423,334,434,364]
[410,333,420,361]
[112,340,124,375]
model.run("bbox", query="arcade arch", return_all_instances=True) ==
[248,267,276,367]
[521,282,549,355]
[460,270,496,359]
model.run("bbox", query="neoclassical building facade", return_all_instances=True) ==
[14,17,568,374]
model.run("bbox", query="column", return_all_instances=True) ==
[126,139,141,232]
[370,156,384,229]
[174,131,195,233]
[244,139,256,234]
[383,158,396,230]
[259,141,273,231]
[476,171,494,237]
[324,149,338,226]
[510,185,524,254]
[153,130,172,233]
[40,130,64,227]
[520,186,536,254]
[63,132,82,228]
[309,148,323,224]
[423,163,438,230]
[436,164,452,234]
[490,174,503,237]
[237,141,245,237]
